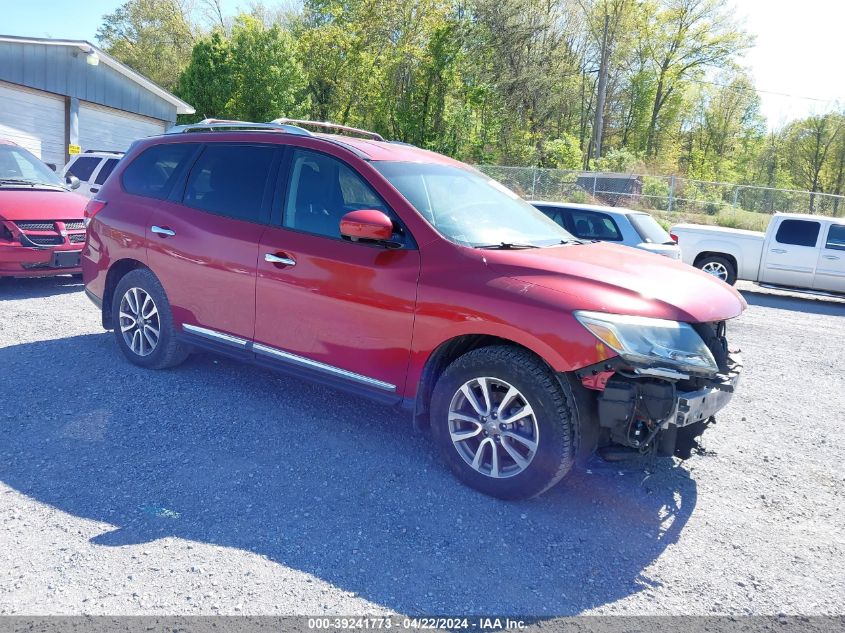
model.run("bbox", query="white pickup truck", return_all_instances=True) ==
[671,212,845,293]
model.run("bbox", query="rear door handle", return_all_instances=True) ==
[265,253,296,266]
[770,248,787,254]
[822,254,840,260]
[151,225,176,237]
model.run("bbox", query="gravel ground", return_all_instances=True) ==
[0,276,843,616]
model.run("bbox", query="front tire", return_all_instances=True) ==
[430,345,575,499]
[112,268,189,369]
[697,255,737,285]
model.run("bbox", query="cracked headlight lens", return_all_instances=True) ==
[574,311,718,374]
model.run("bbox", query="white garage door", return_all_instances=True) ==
[0,81,66,169]
[79,102,165,154]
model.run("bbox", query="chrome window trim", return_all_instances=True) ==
[253,343,396,392]
[182,323,250,348]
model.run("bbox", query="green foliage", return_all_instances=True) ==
[95,0,845,207]
[543,136,582,169]
[96,0,196,92]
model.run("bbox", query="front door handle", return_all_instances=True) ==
[770,248,787,254]
[265,253,296,266]
[822,254,840,260]
[151,225,176,237]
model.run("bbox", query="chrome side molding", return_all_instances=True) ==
[182,323,250,348]
[181,323,396,392]
[253,343,396,392]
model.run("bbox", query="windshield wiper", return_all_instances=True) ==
[474,242,539,250]
[0,178,63,189]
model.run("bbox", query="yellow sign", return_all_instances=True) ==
[68,144,81,155]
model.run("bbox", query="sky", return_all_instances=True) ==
[0,0,843,129]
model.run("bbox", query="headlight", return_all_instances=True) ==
[574,311,718,374]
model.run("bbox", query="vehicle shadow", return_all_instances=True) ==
[0,334,697,615]
[740,289,845,317]
[0,275,83,300]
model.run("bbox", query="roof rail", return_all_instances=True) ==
[166,118,313,136]
[271,118,385,142]
[83,149,125,155]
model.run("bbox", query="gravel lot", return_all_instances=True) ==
[0,276,843,616]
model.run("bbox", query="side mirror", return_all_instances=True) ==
[65,175,80,190]
[340,209,394,243]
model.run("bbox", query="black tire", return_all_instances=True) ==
[696,254,737,285]
[111,267,189,369]
[430,345,575,499]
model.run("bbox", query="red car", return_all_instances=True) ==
[0,140,88,277]
[82,119,745,499]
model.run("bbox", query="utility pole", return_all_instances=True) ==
[592,12,610,163]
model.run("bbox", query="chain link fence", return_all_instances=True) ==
[475,165,845,230]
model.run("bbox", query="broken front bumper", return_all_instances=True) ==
[671,352,743,428]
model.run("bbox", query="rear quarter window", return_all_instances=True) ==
[122,144,198,200]
[774,219,821,247]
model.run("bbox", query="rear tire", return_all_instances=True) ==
[696,255,737,285]
[430,345,575,499]
[111,268,189,369]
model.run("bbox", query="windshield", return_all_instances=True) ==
[374,161,574,247]
[0,144,65,187]
[628,212,673,244]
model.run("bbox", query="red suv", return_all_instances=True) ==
[82,119,745,499]
[0,140,88,277]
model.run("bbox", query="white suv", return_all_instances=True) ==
[62,151,124,197]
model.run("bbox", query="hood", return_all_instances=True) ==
[0,189,88,221]
[486,242,746,323]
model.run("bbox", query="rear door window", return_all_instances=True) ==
[183,143,276,222]
[825,224,845,251]
[94,158,119,185]
[568,209,623,241]
[183,144,276,223]
[67,156,100,182]
[123,143,198,200]
[774,219,820,247]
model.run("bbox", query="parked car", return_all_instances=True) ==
[83,118,746,499]
[62,150,123,198]
[530,201,681,259]
[671,213,845,293]
[0,139,88,278]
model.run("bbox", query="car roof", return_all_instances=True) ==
[152,128,468,167]
[529,200,642,216]
[774,212,845,223]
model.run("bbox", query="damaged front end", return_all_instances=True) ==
[572,313,743,459]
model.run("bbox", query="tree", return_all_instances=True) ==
[226,15,309,120]
[639,0,751,157]
[177,30,234,121]
[786,114,844,212]
[96,0,196,91]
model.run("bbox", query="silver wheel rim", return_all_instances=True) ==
[701,261,729,281]
[119,287,160,357]
[448,377,539,479]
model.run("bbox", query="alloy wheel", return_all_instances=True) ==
[119,287,160,357]
[448,377,540,479]
[701,261,729,281]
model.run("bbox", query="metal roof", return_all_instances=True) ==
[0,34,195,114]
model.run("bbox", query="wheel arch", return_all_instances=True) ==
[410,334,559,432]
[102,258,150,329]
[693,250,738,275]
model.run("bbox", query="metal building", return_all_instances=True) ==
[0,34,194,169]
